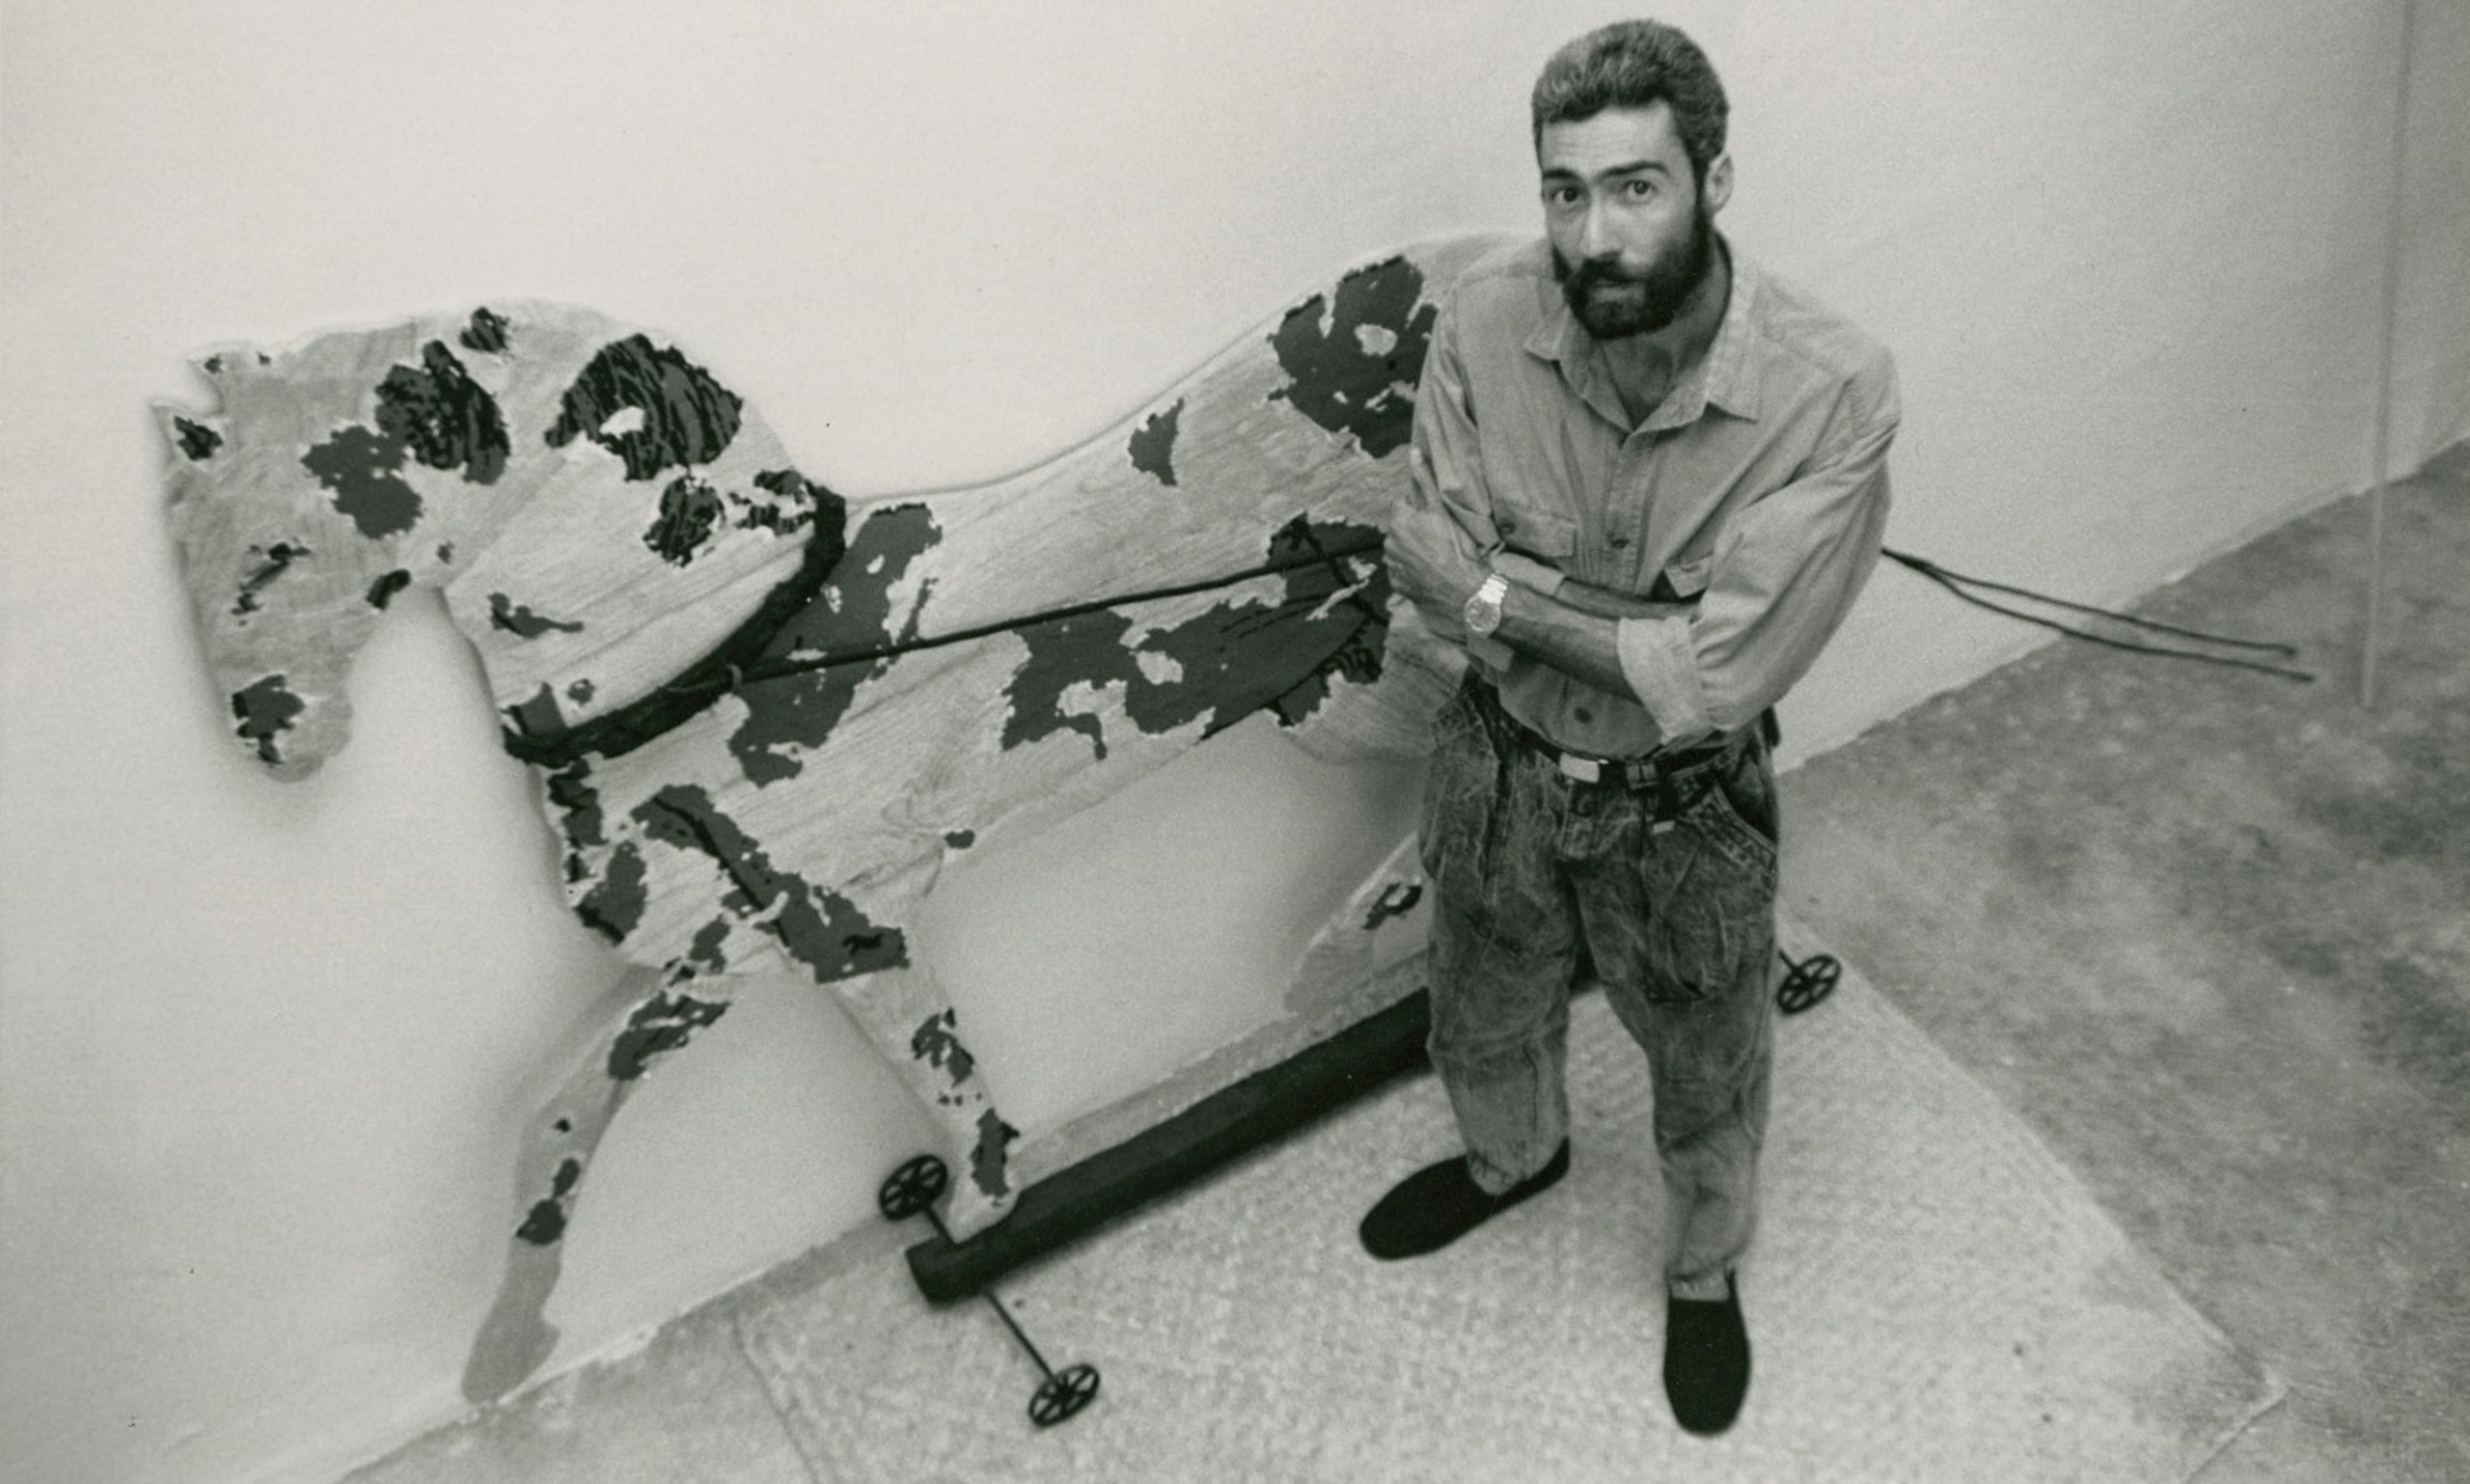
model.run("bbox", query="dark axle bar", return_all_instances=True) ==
[904,989,1434,1303]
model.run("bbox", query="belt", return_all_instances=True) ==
[1518,724,1741,790]
[1467,677,1745,791]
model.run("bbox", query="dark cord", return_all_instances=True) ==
[727,530,1386,687]
[1880,548,2298,654]
[1881,548,2314,683]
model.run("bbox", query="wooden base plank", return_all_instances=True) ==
[903,990,1433,1303]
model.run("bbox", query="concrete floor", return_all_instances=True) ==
[346,453,2466,1484]
[1781,451,2470,1483]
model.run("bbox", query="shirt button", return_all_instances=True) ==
[1575,706,1595,724]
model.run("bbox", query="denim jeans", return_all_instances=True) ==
[1418,675,1778,1297]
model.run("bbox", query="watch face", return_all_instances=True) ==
[1464,586,1502,637]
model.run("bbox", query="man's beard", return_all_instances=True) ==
[1554,207,1714,341]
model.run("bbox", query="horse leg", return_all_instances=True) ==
[837,961,1019,1239]
[461,964,731,1403]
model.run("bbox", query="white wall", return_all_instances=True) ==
[2,4,2459,1484]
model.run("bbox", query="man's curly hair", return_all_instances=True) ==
[1531,20,1729,185]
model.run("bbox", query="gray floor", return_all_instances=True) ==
[348,453,2467,1484]
[1782,449,2470,1483]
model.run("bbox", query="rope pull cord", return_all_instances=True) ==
[503,518,2312,774]
[735,518,1386,688]
[500,517,1391,769]
[1880,547,2314,684]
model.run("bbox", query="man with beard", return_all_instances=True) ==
[1370,19,1899,1437]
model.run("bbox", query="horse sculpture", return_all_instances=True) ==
[158,233,1507,1401]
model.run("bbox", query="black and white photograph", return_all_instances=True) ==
[1,4,2463,1482]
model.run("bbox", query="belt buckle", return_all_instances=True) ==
[1556,752,1604,784]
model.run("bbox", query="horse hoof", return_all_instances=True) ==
[461,1301,562,1404]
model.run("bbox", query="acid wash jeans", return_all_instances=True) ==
[1419,674,1778,1301]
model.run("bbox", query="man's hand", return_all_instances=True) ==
[1384,500,1488,621]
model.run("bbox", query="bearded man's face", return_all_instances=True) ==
[1537,100,1723,340]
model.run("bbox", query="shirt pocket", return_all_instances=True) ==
[1493,503,1578,563]
[1660,553,1714,598]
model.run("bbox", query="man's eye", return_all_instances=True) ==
[1546,187,1581,207]
[1623,179,1657,199]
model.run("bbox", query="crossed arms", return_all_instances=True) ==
[1386,306,1899,749]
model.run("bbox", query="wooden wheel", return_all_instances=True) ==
[1029,1363,1101,1426]
[877,1154,949,1222]
[1776,953,1840,1015]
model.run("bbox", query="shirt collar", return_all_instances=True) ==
[1523,234,1765,429]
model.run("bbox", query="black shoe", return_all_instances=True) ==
[1663,1272,1751,1436]
[1358,1140,1569,1260]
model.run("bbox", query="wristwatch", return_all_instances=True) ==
[1462,571,1510,638]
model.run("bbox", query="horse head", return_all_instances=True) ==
[157,304,845,780]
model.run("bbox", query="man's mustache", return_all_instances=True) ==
[1561,257,1652,294]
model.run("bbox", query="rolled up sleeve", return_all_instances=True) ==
[1400,296,1523,668]
[1614,350,1900,743]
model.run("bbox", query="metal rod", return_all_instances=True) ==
[923,1207,1057,1379]
[2363,0,2417,709]
[978,1293,1057,1380]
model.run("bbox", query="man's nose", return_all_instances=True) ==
[1578,201,1618,261]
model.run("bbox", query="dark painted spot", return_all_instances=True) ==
[566,679,595,705]
[553,1117,572,1134]
[644,475,726,565]
[488,592,587,638]
[1266,256,1435,458]
[231,674,305,764]
[301,425,421,539]
[174,417,221,461]
[366,569,413,609]
[682,918,731,977]
[727,503,940,784]
[459,306,511,354]
[910,1009,976,1086]
[970,1111,1019,1198]
[545,334,744,481]
[607,990,729,1082]
[1002,516,1390,757]
[1002,608,1137,759]
[575,840,645,943]
[202,355,224,374]
[374,341,508,484]
[634,784,908,983]
[1128,398,1182,487]
[1363,880,1424,931]
[503,684,564,741]
[231,542,311,618]
[739,469,821,536]
[943,829,975,850]
[515,1198,566,1246]
[436,542,454,563]
[513,1161,587,1244]
[547,762,604,850]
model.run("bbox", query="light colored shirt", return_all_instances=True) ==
[1401,234,1899,756]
